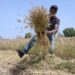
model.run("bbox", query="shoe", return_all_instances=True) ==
[16,49,25,58]
[49,48,54,54]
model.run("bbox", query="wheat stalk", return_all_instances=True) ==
[26,6,50,48]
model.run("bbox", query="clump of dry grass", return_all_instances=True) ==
[54,61,75,74]
[27,6,49,47]
[55,37,75,59]
[0,38,29,50]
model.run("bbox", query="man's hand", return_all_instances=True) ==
[46,30,51,35]
[46,24,59,35]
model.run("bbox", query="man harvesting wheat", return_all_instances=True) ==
[17,5,60,58]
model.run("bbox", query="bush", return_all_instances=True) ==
[63,28,75,37]
[25,32,31,38]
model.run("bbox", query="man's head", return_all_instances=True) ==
[49,5,58,15]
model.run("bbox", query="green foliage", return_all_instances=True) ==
[25,32,31,38]
[63,28,75,37]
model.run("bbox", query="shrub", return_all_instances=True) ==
[63,28,75,37]
[25,32,31,38]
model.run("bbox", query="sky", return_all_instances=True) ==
[0,0,75,39]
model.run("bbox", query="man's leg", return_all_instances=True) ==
[17,36,37,58]
[47,34,55,54]
[23,36,37,53]
[51,34,55,50]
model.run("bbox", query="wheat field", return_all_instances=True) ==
[0,37,75,75]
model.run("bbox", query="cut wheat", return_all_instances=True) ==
[26,6,50,55]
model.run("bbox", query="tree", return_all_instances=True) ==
[25,32,31,38]
[63,28,75,37]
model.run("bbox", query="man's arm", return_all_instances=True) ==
[46,24,59,34]
[46,18,60,34]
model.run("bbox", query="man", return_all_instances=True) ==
[17,5,60,58]
[46,5,60,53]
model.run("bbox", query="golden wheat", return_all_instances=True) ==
[27,6,49,47]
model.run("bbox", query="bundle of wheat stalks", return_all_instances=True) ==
[27,6,50,55]
[28,7,49,53]
[28,6,48,32]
